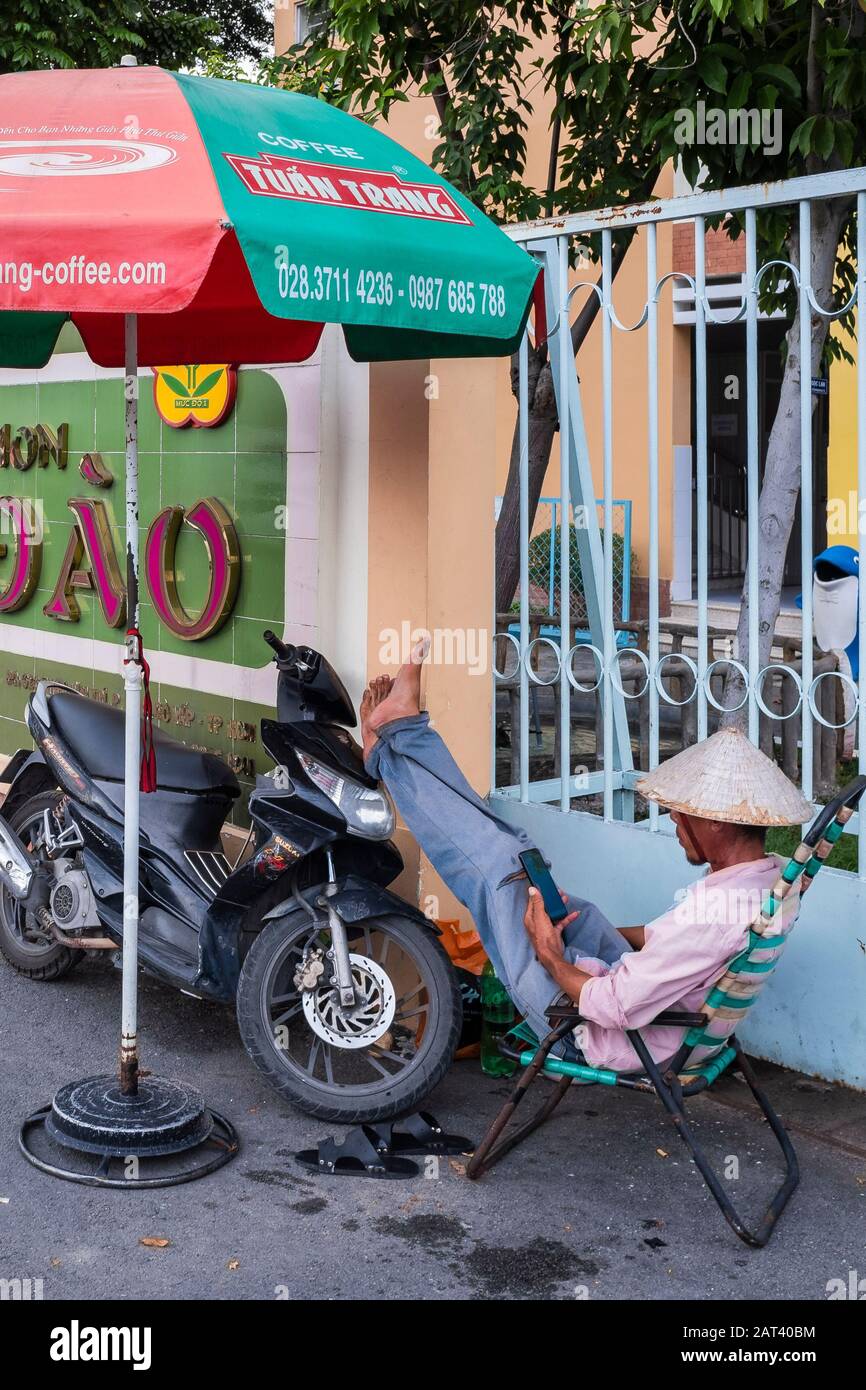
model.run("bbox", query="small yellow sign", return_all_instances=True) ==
[152,364,237,429]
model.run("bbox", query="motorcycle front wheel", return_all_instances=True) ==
[236,911,462,1123]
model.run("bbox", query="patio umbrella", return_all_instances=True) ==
[0,64,536,367]
[0,59,537,1175]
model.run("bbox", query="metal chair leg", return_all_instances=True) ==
[729,1042,800,1245]
[467,1020,574,1179]
[626,1030,799,1248]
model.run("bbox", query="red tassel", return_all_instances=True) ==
[126,628,157,793]
[531,269,547,348]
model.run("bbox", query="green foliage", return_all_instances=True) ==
[271,1,551,221]
[185,2,273,63]
[0,1,272,74]
[767,824,858,873]
[0,1,143,69]
[514,522,634,619]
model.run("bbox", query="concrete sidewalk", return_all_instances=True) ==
[2,953,865,1301]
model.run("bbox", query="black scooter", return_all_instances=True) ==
[0,633,461,1122]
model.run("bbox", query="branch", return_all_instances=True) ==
[570,237,629,354]
[805,1,823,174]
[422,50,455,129]
[545,14,570,217]
[546,120,562,220]
[412,20,477,194]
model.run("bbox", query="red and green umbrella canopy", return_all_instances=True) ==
[0,65,537,368]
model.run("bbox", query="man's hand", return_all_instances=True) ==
[523,887,579,969]
[523,887,594,1006]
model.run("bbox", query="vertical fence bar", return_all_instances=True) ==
[518,329,530,802]
[745,207,760,744]
[857,191,865,879]
[646,224,660,828]
[799,201,814,805]
[558,235,572,812]
[694,218,709,742]
[601,229,614,820]
[548,503,557,617]
[536,235,634,806]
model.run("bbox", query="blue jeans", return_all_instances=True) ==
[365,713,629,1046]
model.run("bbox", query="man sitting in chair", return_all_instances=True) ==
[360,640,812,1071]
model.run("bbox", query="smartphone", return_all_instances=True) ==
[518,848,568,923]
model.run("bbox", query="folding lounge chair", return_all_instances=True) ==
[467,775,866,1248]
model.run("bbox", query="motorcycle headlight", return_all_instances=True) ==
[296,751,395,840]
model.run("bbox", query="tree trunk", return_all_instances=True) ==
[494,345,558,616]
[721,198,849,728]
[493,236,639,617]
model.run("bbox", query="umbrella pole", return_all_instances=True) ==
[18,303,238,1187]
[120,312,142,1096]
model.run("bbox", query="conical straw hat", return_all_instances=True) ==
[636,727,813,827]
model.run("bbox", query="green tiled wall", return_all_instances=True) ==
[0,368,288,823]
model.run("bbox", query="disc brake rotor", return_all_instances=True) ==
[301,953,396,1050]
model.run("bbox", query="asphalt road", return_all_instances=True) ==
[2,952,864,1302]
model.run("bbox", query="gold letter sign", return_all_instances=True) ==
[44,498,126,628]
[145,497,240,640]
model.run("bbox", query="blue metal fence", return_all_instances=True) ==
[492,166,866,877]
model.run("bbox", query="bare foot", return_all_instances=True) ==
[360,637,430,760]
[360,676,393,761]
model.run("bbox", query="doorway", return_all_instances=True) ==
[692,318,828,591]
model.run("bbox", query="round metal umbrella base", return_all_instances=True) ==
[20,1075,238,1188]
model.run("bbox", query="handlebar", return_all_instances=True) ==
[263,630,297,664]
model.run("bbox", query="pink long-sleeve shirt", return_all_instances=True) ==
[574,856,799,1073]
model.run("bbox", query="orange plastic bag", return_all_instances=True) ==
[436,919,488,976]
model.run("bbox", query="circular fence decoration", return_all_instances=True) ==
[493,631,861,726]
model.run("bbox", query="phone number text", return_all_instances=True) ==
[276,262,508,318]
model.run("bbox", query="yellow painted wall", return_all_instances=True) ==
[363,357,501,923]
[365,360,431,904]
[827,316,860,549]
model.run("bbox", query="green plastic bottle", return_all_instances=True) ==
[480,959,517,1077]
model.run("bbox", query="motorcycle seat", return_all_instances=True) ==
[46,690,241,797]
